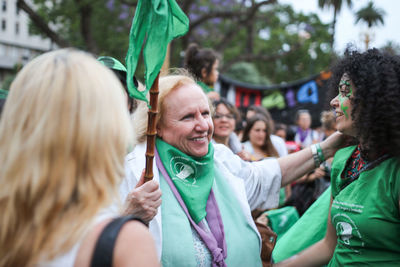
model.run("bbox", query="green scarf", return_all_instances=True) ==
[156,138,214,223]
[197,81,214,93]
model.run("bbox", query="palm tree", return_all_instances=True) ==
[318,0,353,51]
[355,1,386,49]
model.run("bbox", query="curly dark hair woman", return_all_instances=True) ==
[275,48,400,266]
[328,48,400,159]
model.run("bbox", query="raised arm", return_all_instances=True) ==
[278,131,343,187]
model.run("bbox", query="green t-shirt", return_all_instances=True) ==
[329,146,400,266]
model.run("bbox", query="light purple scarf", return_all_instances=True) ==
[155,149,227,267]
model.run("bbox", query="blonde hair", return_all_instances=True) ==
[133,72,212,144]
[0,49,132,266]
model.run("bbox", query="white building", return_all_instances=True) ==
[0,0,52,85]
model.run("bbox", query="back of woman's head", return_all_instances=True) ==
[329,48,400,157]
[0,49,132,266]
[184,43,219,80]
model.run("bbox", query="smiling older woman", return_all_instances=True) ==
[121,73,344,266]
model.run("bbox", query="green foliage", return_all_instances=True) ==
[253,5,332,82]
[355,1,385,28]
[24,0,334,85]
[29,0,133,60]
[225,62,271,85]
[1,63,22,90]
[1,75,15,91]
[381,41,400,55]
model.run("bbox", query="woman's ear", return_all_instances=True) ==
[201,67,208,80]
[157,123,163,139]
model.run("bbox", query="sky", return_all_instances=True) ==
[279,0,400,53]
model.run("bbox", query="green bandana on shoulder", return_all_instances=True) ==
[156,138,215,223]
[197,81,214,93]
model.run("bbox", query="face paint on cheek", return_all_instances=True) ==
[338,95,350,118]
[337,80,352,118]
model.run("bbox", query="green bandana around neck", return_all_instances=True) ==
[156,138,214,223]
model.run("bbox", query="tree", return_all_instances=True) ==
[381,41,400,56]
[355,1,385,50]
[176,2,333,83]
[318,0,352,51]
[18,0,134,59]
[18,0,333,84]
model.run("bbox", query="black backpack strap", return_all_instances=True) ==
[90,215,145,267]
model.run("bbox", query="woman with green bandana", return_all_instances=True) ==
[184,43,221,101]
[275,48,400,266]
[120,73,343,266]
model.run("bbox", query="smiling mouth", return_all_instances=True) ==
[191,136,207,142]
[335,111,344,118]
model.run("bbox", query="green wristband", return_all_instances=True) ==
[316,143,325,162]
[311,144,320,168]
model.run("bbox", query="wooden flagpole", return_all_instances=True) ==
[143,73,160,183]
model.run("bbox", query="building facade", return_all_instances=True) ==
[0,0,52,86]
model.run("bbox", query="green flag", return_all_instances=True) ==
[125,0,189,104]
[272,187,331,263]
[0,89,9,100]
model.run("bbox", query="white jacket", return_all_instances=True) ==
[121,143,282,259]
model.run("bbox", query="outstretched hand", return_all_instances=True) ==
[321,131,354,159]
[122,170,162,224]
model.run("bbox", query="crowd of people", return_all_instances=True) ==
[0,43,399,267]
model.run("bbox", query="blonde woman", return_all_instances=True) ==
[0,49,158,267]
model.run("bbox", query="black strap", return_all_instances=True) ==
[90,215,146,267]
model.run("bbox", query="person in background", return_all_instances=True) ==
[274,123,287,141]
[242,114,279,161]
[294,109,319,149]
[245,106,291,205]
[184,43,220,100]
[320,110,337,141]
[275,48,400,266]
[246,105,288,158]
[284,111,335,216]
[284,126,301,154]
[242,114,291,208]
[97,56,138,113]
[212,98,251,161]
[0,49,159,267]
[318,110,338,185]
